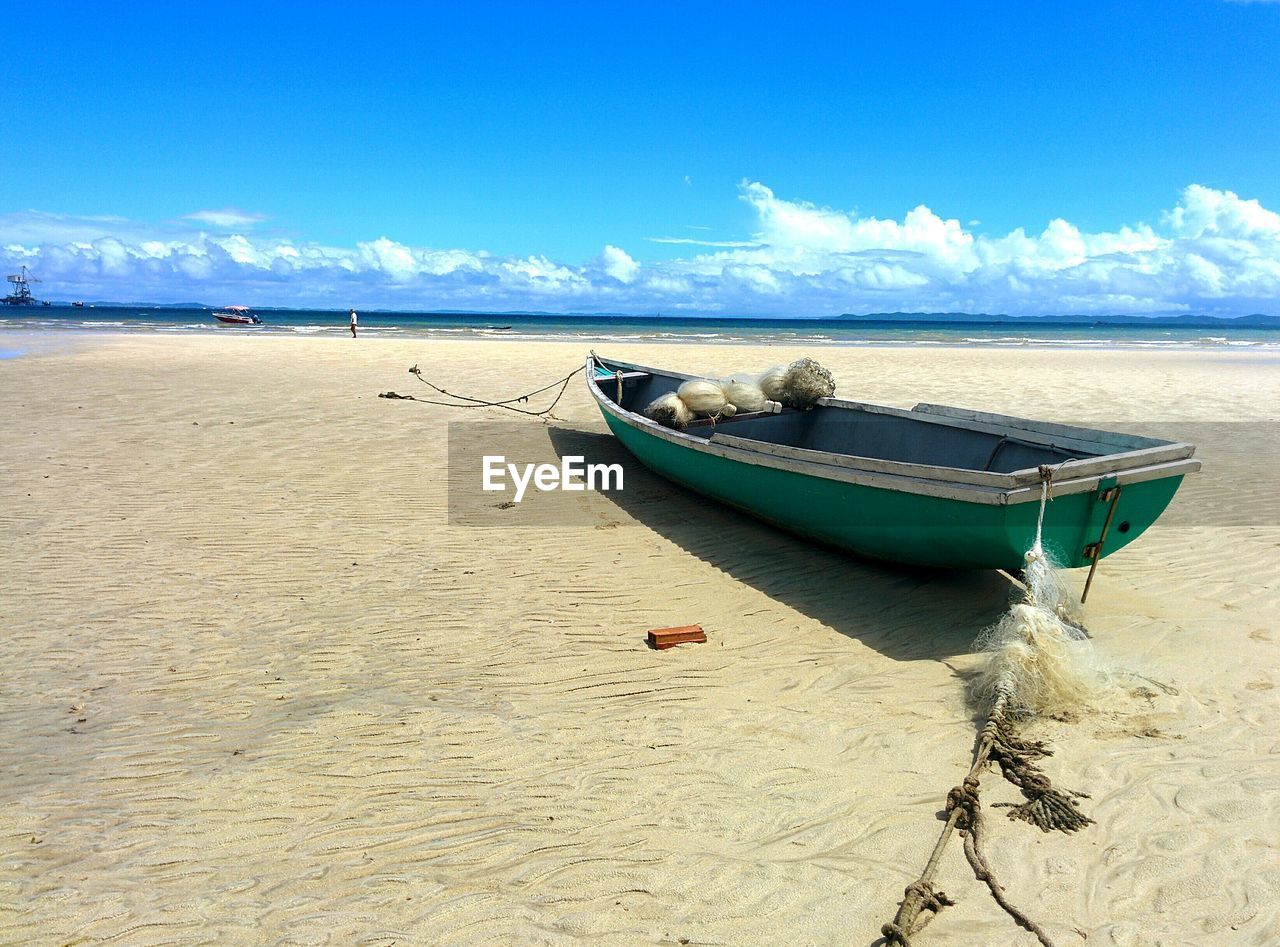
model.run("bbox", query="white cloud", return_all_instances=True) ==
[1165,183,1280,239]
[183,208,267,229]
[3,184,1279,315]
[647,236,758,248]
[0,211,135,245]
[600,245,640,283]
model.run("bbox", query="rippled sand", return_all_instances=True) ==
[1,333,1276,945]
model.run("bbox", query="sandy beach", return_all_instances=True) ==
[1,331,1277,946]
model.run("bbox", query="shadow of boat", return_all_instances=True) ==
[546,424,1014,662]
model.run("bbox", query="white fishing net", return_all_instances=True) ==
[721,376,768,414]
[758,358,836,409]
[972,484,1112,717]
[642,358,836,429]
[643,391,693,430]
[757,365,789,403]
[676,378,732,415]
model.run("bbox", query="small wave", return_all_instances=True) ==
[962,335,1121,345]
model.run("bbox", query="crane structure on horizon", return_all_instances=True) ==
[3,265,43,306]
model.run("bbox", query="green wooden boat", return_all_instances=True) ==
[587,353,1199,576]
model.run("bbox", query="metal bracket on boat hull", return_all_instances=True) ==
[1081,486,1122,603]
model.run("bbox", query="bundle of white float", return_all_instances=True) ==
[644,357,836,430]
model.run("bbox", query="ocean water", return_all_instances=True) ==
[2,305,1278,349]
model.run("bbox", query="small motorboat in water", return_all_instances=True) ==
[213,305,263,325]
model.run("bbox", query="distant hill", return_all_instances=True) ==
[840,312,1280,327]
[47,301,214,309]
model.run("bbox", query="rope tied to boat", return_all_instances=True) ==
[377,363,585,419]
[881,464,1101,947]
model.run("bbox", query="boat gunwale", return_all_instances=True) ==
[707,431,1197,491]
[586,353,1200,505]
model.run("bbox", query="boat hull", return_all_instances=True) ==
[593,368,1188,572]
[602,411,1183,570]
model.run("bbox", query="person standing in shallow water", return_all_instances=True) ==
[349,309,358,338]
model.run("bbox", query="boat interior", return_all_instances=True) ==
[590,360,1175,475]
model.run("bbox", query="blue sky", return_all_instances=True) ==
[3,1,1279,314]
